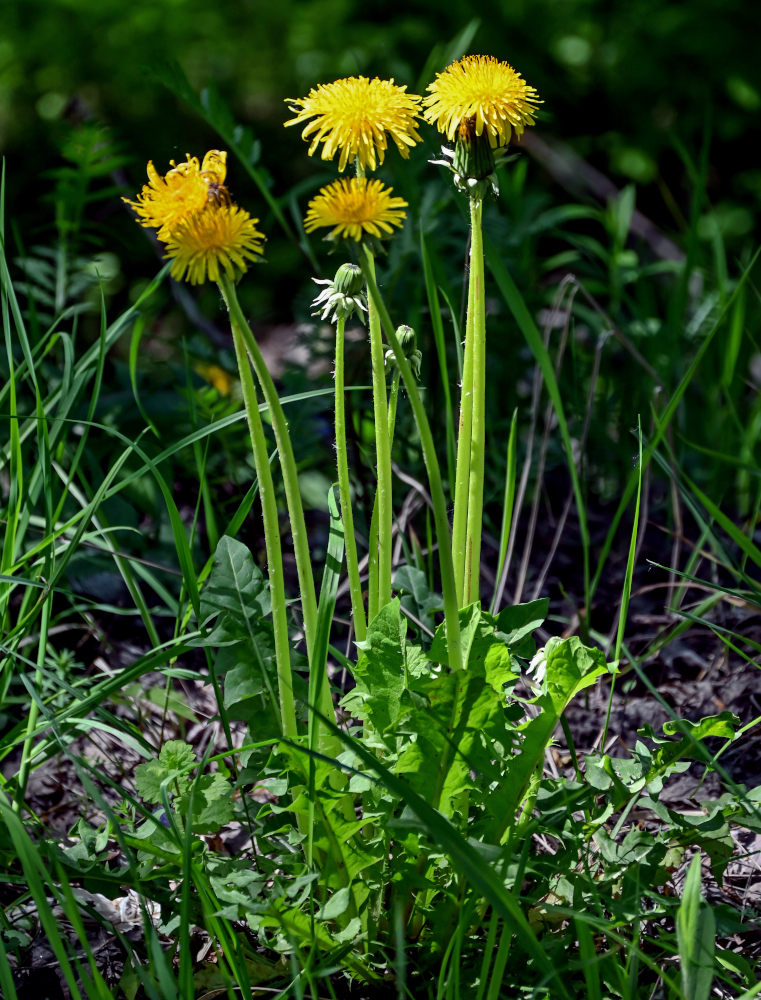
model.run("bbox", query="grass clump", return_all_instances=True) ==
[1,44,760,1000]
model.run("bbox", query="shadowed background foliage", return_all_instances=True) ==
[3,0,760,290]
[3,0,761,567]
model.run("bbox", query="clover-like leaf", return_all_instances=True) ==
[178,772,234,834]
[135,741,197,803]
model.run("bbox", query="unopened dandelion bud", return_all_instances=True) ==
[452,118,496,182]
[311,262,367,324]
[334,262,364,297]
[385,324,422,378]
[396,324,416,355]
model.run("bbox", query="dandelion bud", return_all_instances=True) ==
[333,263,364,297]
[452,117,496,183]
[311,262,367,325]
[385,324,422,378]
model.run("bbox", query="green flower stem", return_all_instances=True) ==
[219,281,297,740]
[218,274,318,661]
[387,368,401,441]
[335,315,367,642]
[218,277,336,731]
[364,250,393,620]
[464,195,486,606]
[366,366,400,627]
[359,245,463,672]
[451,264,476,609]
[367,504,379,623]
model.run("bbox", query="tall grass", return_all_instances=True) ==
[1,61,760,1000]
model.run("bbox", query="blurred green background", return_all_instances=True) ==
[1,0,761,655]
[3,0,760,298]
[3,0,761,552]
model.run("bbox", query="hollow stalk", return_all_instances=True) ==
[219,279,297,740]
[359,244,462,672]
[364,251,393,620]
[464,194,486,606]
[334,315,367,641]
[218,276,335,728]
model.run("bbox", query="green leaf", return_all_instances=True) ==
[396,668,521,815]
[135,740,196,802]
[483,641,519,695]
[178,772,234,834]
[134,760,172,802]
[484,637,609,842]
[496,598,549,652]
[300,717,573,999]
[428,603,483,669]
[540,636,610,711]
[662,712,740,742]
[317,886,352,921]
[638,711,741,777]
[223,662,281,736]
[201,535,270,623]
[393,564,442,635]
[342,599,407,735]
[159,740,196,771]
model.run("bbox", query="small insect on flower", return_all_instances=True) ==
[124,150,230,239]
[203,177,232,206]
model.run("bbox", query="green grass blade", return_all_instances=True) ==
[128,313,159,436]
[490,407,518,615]
[589,244,761,602]
[576,917,603,1000]
[309,484,344,761]
[485,237,590,621]
[0,791,85,999]
[676,854,716,1000]
[415,19,480,92]
[421,226,457,488]
[602,418,642,745]
[684,472,761,573]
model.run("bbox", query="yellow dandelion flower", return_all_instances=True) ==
[284,76,422,172]
[124,150,229,238]
[304,178,407,243]
[195,361,235,395]
[163,204,265,285]
[423,55,541,147]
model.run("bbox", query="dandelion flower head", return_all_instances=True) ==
[304,177,408,243]
[162,203,265,285]
[285,76,422,172]
[423,55,541,147]
[124,150,229,239]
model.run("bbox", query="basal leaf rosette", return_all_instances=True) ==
[285,76,422,173]
[304,177,407,248]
